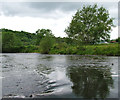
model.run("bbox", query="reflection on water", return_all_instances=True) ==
[2,54,118,98]
[67,65,113,99]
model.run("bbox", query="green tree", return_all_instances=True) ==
[36,29,54,45]
[65,4,114,44]
[116,37,120,43]
[38,29,55,54]
[2,31,22,52]
[39,36,55,54]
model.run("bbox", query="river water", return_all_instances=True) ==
[1,53,119,99]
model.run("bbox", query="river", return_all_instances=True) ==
[1,53,119,99]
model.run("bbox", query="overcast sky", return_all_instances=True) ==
[0,1,118,39]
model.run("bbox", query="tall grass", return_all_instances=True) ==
[50,43,119,56]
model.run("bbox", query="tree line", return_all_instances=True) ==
[1,28,73,53]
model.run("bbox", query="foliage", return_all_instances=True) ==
[2,28,38,53]
[1,28,119,55]
[116,37,120,43]
[21,45,39,53]
[50,43,119,56]
[65,4,114,44]
[2,30,22,53]
[36,29,54,45]
[39,36,55,54]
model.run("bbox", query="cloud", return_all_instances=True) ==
[0,2,118,19]
[0,2,80,18]
[0,11,74,37]
[107,4,118,25]
[0,2,118,38]
[110,26,118,39]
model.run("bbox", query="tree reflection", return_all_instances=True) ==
[67,65,113,99]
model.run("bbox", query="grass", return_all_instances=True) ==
[7,43,119,56]
[49,43,119,56]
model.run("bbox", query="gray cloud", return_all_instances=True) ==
[26,2,86,12]
[0,2,118,24]
[0,2,81,17]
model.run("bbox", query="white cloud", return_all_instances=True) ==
[0,10,118,39]
[0,11,74,37]
[110,26,118,40]
[108,5,118,25]
[109,6,118,17]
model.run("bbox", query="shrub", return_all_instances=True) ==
[39,36,55,54]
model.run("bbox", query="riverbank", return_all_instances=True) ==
[20,43,119,56]
[2,29,120,56]
[49,43,119,56]
[2,42,119,56]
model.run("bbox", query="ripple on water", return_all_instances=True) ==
[2,54,118,98]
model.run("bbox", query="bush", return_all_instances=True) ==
[20,45,38,53]
[39,36,55,54]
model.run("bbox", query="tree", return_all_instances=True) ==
[65,4,115,44]
[116,37,120,43]
[39,36,55,54]
[38,29,55,54]
[2,31,22,52]
[36,29,54,45]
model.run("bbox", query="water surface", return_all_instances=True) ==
[1,53,118,99]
